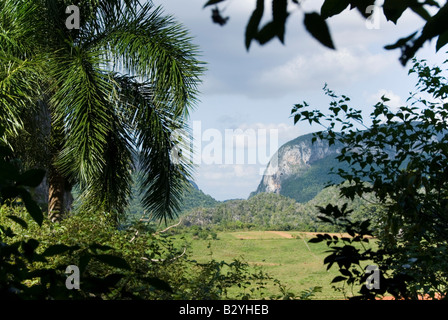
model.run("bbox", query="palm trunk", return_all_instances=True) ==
[48,166,74,222]
[48,166,65,222]
[46,97,75,222]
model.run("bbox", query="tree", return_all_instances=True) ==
[292,58,448,299]
[204,0,448,66]
[0,0,205,223]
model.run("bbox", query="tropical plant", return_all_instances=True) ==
[292,58,448,299]
[0,0,204,224]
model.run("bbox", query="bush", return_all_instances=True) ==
[293,58,448,299]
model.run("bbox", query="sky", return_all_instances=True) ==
[155,0,447,201]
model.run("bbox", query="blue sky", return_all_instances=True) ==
[156,0,447,201]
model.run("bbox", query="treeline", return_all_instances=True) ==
[177,187,377,233]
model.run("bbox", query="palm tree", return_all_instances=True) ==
[0,0,204,223]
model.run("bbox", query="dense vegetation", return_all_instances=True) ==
[0,0,281,301]
[1,133,301,299]
[178,189,375,233]
[293,58,448,299]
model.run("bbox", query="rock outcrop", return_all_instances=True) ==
[252,132,342,202]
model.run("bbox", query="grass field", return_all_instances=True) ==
[183,230,375,300]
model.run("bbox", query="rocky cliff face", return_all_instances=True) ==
[252,132,342,200]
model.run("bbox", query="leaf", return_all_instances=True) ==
[103,273,125,286]
[348,0,376,18]
[436,30,448,51]
[203,0,226,8]
[317,215,333,224]
[410,5,432,21]
[89,243,114,252]
[308,236,324,243]
[94,254,131,270]
[22,238,39,256]
[0,161,20,182]
[144,277,173,293]
[383,0,409,24]
[19,188,43,226]
[245,0,265,50]
[331,276,347,283]
[1,185,19,202]
[304,12,335,49]
[324,254,336,265]
[79,254,92,274]
[255,21,277,45]
[321,0,350,19]
[42,244,78,257]
[16,169,46,188]
[6,215,28,229]
[339,268,352,277]
[272,0,288,43]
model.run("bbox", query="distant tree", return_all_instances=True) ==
[292,58,448,299]
[204,0,448,66]
[0,0,204,223]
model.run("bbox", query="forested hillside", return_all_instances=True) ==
[179,188,376,232]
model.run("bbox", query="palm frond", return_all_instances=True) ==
[113,74,195,223]
[76,108,134,223]
[49,45,113,185]
[0,0,43,58]
[0,54,43,145]
[94,2,205,117]
[137,105,194,224]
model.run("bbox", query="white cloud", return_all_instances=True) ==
[254,46,395,97]
[190,121,300,166]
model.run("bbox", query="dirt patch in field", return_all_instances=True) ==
[235,235,256,240]
[232,231,294,240]
[266,231,294,238]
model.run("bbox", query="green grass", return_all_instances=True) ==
[182,230,375,300]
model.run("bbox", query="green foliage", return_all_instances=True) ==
[204,0,448,65]
[2,207,304,300]
[1,205,284,300]
[188,225,218,240]
[1,130,284,300]
[292,58,448,299]
[0,131,137,299]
